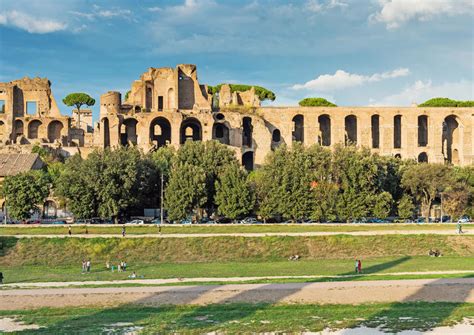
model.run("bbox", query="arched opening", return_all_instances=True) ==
[150,117,172,147]
[215,113,225,121]
[442,115,460,164]
[120,118,138,146]
[344,115,357,145]
[134,106,141,113]
[103,118,110,148]
[242,151,254,171]
[394,154,401,159]
[43,200,57,218]
[418,152,428,163]
[0,121,5,139]
[292,114,304,143]
[371,115,380,148]
[212,123,229,145]
[318,114,331,146]
[418,115,428,147]
[28,120,42,139]
[180,117,202,143]
[272,129,281,142]
[47,121,63,143]
[14,120,23,142]
[167,88,175,109]
[394,115,402,149]
[242,117,252,147]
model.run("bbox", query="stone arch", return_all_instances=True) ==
[418,152,428,163]
[418,115,428,147]
[212,123,229,145]
[43,200,57,218]
[394,154,401,159]
[102,117,110,148]
[242,117,253,147]
[47,120,63,143]
[167,88,175,109]
[242,151,254,171]
[272,129,281,142]
[150,117,172,147]
[394,115,402,149]
[371,115,380,148]
[180,117,202,143]
[292,114,304,143]
[120,118,138,146]
[14,119,23,142]
[344,115,357,145]
[28,120,42,139]
[318,114,331,146]
[442,115,461,164]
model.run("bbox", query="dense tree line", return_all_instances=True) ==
[1,141,472,222]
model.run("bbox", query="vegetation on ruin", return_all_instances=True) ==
[124,90,131,101]
[208,83,276,101]
[3,302,473,334]
[419,97,474,107]
[298,97,337,107]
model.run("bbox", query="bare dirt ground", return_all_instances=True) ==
[4,230,473,238]
[1,278,472,310]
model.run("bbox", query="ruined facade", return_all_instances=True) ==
[0,64,473,169]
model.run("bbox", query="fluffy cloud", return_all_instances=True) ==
[369,79,474,106]
[306,0,347,13]
[371,0,474,29]
[0,10,66,34]
[70,5,132,21]
[292,68,410,91]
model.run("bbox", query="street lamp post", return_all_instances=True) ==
[160,171,164,225]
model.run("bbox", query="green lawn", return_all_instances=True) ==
[2,256,473,284]
[0,223,468,235]
[1,302,473,334]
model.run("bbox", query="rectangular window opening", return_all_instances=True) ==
[0,100,5,113]
[26,101,37,115]
[158,96,164,111]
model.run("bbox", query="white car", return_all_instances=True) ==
[126,219,144,224]
[458,216,470,223]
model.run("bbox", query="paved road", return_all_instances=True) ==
[4,270,474,288]
[3,230,472,238]
[1,278,472,310]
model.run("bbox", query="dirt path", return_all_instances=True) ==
[3,230,472,238]
[1,278,473,310]
[4,270,474,289]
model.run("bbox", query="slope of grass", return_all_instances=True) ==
[2,302,473,334]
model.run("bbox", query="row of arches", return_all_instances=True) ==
[5,119,64,143]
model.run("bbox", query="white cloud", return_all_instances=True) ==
[148,7,162,12]
[0,10,66,34]
[369,79,474,106]
[371,0,474,29]
[306,0,347,13]
[292,68,410,91]
[69,5,132,21]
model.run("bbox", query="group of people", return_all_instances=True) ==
[428,249,442,257]
[106,260,128,272]
[81,259,91,273]
[355,259,362,273]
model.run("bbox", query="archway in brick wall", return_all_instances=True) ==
[150,117,172,147]
[14,119,23,142]
[212,123,229,145]
[28,120,42,139]
[292,114,304,143]
[344,115,357,145]
[242,151,254,171]
[418,115,428,147]
[102,118,110,148]
[394,115,402,149]
[371,115,380,148]
[121,118,138,146]
[418,152,428,163]
[180,117,202,143]
[242,117,252,147]
[442,115,460,164]
[318,114,331,146]
[48,121,63,143]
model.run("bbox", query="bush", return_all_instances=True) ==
[419,97,474,107]
[299,97,337,107]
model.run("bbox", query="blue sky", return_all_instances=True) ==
[0,0,473,121]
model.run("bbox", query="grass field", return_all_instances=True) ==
[0,223,469,235]
[2,256,473,284]
[1,302,473,334]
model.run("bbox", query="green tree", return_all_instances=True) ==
[1,171,50,220]
[443,185,469,221]
[298,97,337,107]
[372,192,393,219]
[215,164,254,220]
[165,163,207,221]
[401,163,451,218]
[248,170,275,223]
[419,97,474,107]
[397,194,415,219]
[62,93,95,128]
[452,166,474,217]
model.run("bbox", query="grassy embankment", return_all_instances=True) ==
[1,235,473,284]
[1,302,473,334]
[0,223,469,235]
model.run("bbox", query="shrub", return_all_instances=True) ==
[299,97,337,107]
[419,97,474,107]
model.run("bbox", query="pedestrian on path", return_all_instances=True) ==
[122,225,126,237]
[457,222,464,234]
[358,260,362,274]
[81,260,86,273]
[68,225,72,236]
[85,226,89,235]
[355,260,359,273]
[0,272,4,284]
[86,259,91,272]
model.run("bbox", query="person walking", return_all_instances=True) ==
[457,222,463,234]
[358,259,362,274]
[123,260,127,271]
[86,259,91,272]
[355,259,359,273]
[122,225,126,237]
[68,225,72,236]
[85,226,89,235]
[81,260,86,273]
[0,271,4,284]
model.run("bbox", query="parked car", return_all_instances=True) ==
[180,218,192,224]
[458,216,470,223]
[240,217,262,224]
[151,218,168,224]
[75,219,92,224]
[125,219,144,224]
[26,219,41,224]
[41,219,66,224]
[414,217,426,223]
